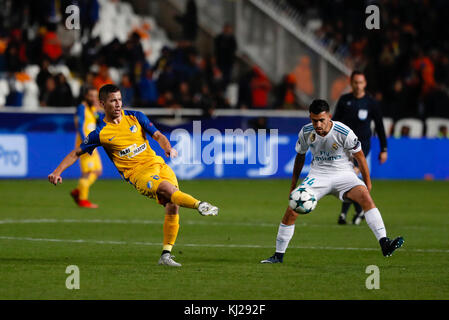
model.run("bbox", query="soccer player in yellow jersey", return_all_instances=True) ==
[71,86,102,208]
[48,84,219,267]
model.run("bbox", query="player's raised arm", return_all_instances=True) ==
[48,147,85,185]
[152,130,178,159]
[352,150,372,192]
[48,129,101,185]
[290,153,306,192]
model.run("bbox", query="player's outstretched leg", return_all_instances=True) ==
[261,207,298,264]
[345,186,404,257]
[158,203,182,267]
[157,181,219,216]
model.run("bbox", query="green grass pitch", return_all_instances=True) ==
[0,178,448,300]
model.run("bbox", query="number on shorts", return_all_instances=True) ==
[301,177,315,186]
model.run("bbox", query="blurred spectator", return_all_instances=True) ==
[237,67,253,109]
[5,73,24,107]
[214,23,237,87]
[202,55,224,93]
[250,66,271,109]
[400,125,411,138]
[101,38,125,68]
[42,23,63,64]
[175,0,198,42]
[213,88,230,109]
[93,64,114,91]
[175,81,194,108]
[194,83,215,117]
[78,72,95,104]
[40,76,58,106]
[36,59,52,97]
[119,74,135,107]
[424,84,449,119]
[412,48,436,97]
[274,74,302,110]
[124,32,146,72]
[78,0,100,40]
[5,29,27,72]
[52,73,74,106]
[137,68,158,108]
[438,125,449,139]
[82,36,102,72]
[158,91,181,109]
[153,46,172,76]
[250,117,268,130]
[157,63,177,95]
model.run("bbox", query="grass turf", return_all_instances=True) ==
[0,178,448,299]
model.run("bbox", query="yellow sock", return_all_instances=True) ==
[163,214,179,252]
[171,190,200,209]
[87,172,98,185]
[78,173,97,200]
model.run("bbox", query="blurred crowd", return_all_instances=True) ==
[1,0,448,125]
[0,0,315,115]
[282,0,449,121]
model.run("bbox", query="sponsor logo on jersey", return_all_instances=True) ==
[119,143,147,158]
[130,125,138,133]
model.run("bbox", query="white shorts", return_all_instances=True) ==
[299,170,366,202]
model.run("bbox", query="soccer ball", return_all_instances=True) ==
[289,187,317,214]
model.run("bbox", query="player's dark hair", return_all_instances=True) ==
[350,70,364,81]
[99,84,120,102]
[83,85,96,97]
[309,99,330,114]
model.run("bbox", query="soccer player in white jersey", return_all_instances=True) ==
[261,99,404,263]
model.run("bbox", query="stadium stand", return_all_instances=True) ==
[0,0,448,137]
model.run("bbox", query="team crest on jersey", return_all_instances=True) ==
[129,125,138,133]
[332,143,338,150]
[310,133,316,142]
[358,109,368,120]
[83,137,89,144]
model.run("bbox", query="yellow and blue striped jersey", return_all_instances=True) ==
[75,103,99,147]
[80,110,164,179]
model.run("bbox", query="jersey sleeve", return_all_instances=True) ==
[295,128,309,154]
[133,111,159,136]
[75,104,86,140]
[371,99,388,152]
[332,96,345,122]
[79,129,101,155]
[344,130,362,154]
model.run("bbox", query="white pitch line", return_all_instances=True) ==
[1,235,449,254]
[0,218,445,230]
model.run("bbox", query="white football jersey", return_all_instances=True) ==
[295,121,362,174]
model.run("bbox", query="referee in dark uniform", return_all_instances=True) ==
[333,70,388,225]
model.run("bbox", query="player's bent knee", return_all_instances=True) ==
[156,181,177,199]
[282,207,299,225]
[165,202,179,214]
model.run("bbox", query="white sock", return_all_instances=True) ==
[275,223,295,253]
[364,208,387,241]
